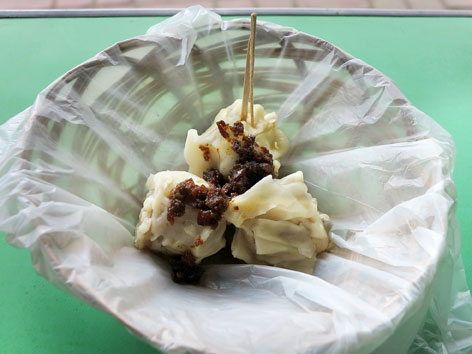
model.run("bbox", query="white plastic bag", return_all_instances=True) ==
[1,6,471,353]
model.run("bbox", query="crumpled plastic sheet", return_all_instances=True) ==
[1,6,471,354]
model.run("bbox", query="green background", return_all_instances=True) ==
[1,15,471,353]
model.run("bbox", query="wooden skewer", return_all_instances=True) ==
[241,13,257,127]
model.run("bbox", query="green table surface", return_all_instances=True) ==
[1,14,471,354]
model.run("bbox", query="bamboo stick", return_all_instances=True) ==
[241,13,257,127]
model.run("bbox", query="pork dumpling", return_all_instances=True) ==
[224,171,330,273]
[134,171,226,263]
[184,99,290,178]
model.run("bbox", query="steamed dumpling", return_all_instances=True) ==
[135,171,226,263]
[224,171,330,273]
[184,99,289,178]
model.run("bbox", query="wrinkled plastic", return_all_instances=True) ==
[1,6,471,354]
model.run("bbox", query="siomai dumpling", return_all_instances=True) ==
[135,15,331,283]
[135,171,226,263]
[224,171,330,273]
[184,99,289,178]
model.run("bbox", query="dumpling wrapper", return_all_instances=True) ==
[184,99,289,178]
[134,171,226,263]
[224,171,330,273]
